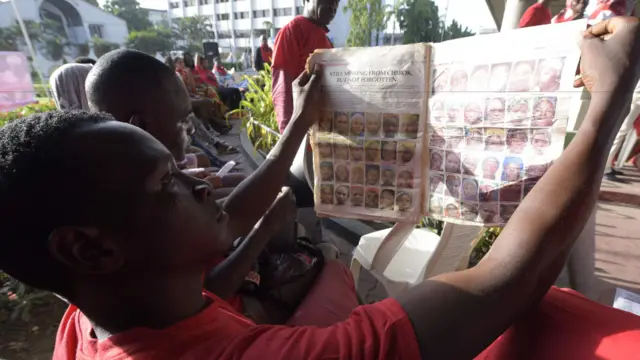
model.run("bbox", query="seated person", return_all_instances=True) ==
[196,54,242,111]
[1,17,639,360]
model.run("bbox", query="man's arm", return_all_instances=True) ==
[223,63,319,241]
[397,18,640,359]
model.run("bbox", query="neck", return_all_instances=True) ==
[303,9,323,27]
[71,273,206,340]
[538,0,550,6]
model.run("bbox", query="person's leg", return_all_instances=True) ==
[285,260,359,327]
[567,209,596,300]
[604,82,640,179]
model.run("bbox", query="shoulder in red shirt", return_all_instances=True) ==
[519,3,552,28]
[271,16,333,133]
[53,292,420,360]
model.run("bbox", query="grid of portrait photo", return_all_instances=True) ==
[313,110,423,221]
[426,57,569,226]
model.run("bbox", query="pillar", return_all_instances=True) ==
[501,0,533,31]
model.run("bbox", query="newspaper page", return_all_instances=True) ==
[424,20,587,226]
[309,44,430,222]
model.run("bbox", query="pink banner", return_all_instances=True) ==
[0,52,36,112]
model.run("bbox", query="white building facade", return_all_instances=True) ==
[0,0,128,77]
[166,0,352,54]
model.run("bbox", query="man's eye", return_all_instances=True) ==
[161,172,175,187]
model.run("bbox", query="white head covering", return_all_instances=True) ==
[49,63,93,110]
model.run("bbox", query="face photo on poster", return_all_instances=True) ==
[350,112,365,137]
[320,161,334,182]
[380,188,396,210]
[506,129,529,155]
[365,113,382,137]
[485,97,506,126]
[464,98,483,126]
[479,202,501,224]
[469,65,490,91]
[465,128,484,150]
[532,96,556,127]
[430,172,444,194]
[430,127,446,148]
[506,97,531,127]
[502,156,524,182]
[485,128,506,152]
[461,177,479,201]
[429,195,443,215]
[334,111,350,136]
[461,202,479,221]
[444,151,462,173]
[481,155,501,180]
[449,66,469,92]
[445,126,464,150]
[446,99,463,124]
[350,186,364,206]
[365,188,380,209]
[462,153,480,176]
[381,140,397,163]
[317,136,333,160]
[365,140,381,162]
[479,181,499,202]
[382,114,400,138]
[531,129,552,155]
[397,141,416,165]
[430,149,444,171]
[430,99,446,124]
[508,60,536,92]
[318,111,334,132]
[320,184,334,205]
[444,202,461,218]
[334,163,350,183]
[433,67,450,94]
[396,191,413,212]
[381,166,396,187]
[532,57,565,92]
[399,114,420,139]
[351,164,365,184]
[488,62,512,92]
[350,140,364,162]
[445,174,461,198]
[365,164,380,186]
[333,139,350,160]
[335,185,350,205]
[397,168,414,189]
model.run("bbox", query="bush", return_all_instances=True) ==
[0,101,57,127]
[92,36,120,58]
[33,84,51,98]
[229,64,278,154]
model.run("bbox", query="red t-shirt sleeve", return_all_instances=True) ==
[218,298,421,359]
[271,25,300,133]
[519,4,552,28]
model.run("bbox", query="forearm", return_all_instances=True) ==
[205,223,272,300]
[223,116,307,238]
[398,90,634,359]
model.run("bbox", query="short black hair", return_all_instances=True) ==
[0,110,112,292]
[75,56,97,65]
[86,49,179,117]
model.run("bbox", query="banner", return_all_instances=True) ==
[0,52,36,112]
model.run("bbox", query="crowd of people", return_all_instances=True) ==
[0,0,640,357]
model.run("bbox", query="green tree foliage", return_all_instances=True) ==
[104,0,153,32]
[397,0,474,44]
[344,0,391,47]
[81,0,101,7]
[0,20,71,61]
[92,36,120,57]
[126,27,174,55]
[172,15,215,53]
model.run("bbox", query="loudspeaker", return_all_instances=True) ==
[202,41,219,63]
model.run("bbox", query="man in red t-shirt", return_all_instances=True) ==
[1,17,640,360]
[519,0,553,28]
[552,0,588,23]
[271,0,338,133]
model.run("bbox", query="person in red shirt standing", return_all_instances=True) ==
[519,0,553,28]
[552,0,588,23]
[254,35,272,71]
[1,17,640,360]
[272,0,339,133]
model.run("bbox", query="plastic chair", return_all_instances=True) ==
[350,222,483,297]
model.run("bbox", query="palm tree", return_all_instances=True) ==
[173,15,215,53]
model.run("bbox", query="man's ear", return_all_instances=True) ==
[48,227,124,274]
[129,114,147,131]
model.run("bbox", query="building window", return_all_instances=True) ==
[170,1,180,9]
[274,8,292,17]
[252,9,270,18]
[218,31,232,39]
[234,11,249,20]
[216,13,230,20]
[296,6,303,15]
[215,0,229,3]
[234,30,251,38]
[253,29,268,37]
[88,24,104,39]
[199,0,211,4]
